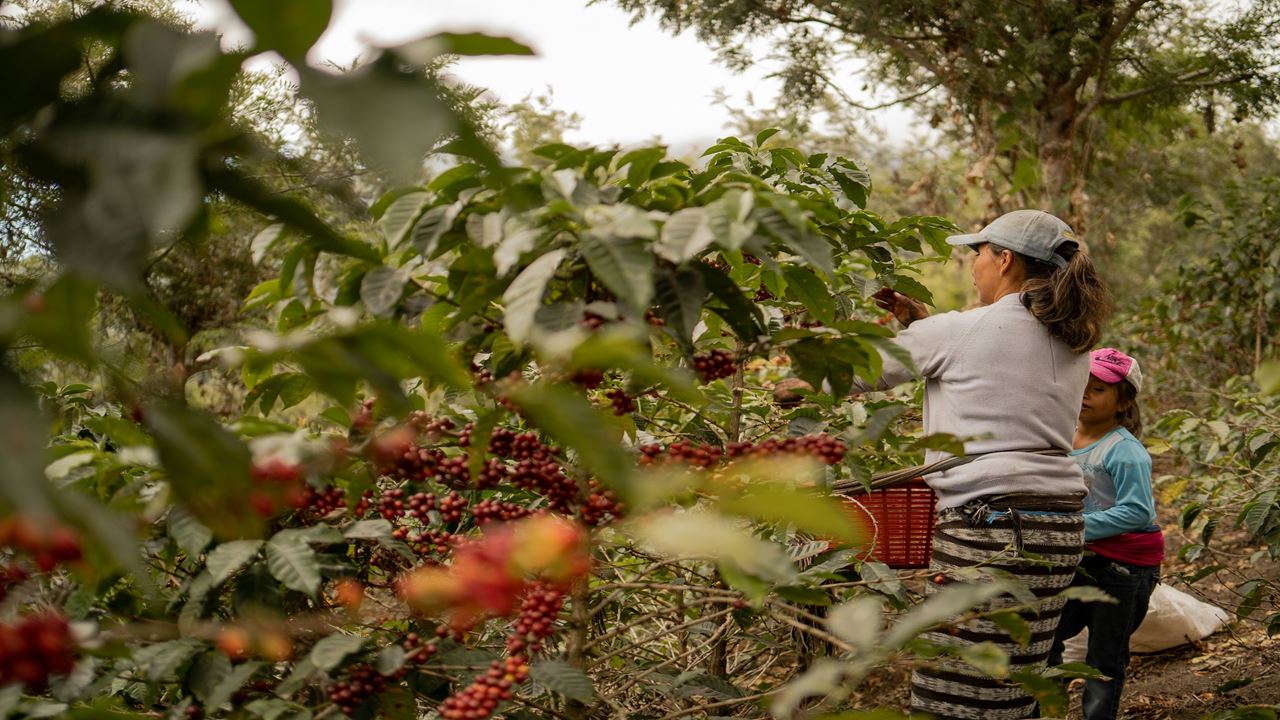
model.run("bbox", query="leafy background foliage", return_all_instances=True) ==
[1,1,1279,719]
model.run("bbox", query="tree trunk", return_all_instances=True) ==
[1037,89,1081,226]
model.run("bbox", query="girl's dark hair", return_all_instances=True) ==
[989,244,1113,353]
[1116,378,1143,437]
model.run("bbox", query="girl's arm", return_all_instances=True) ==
[1083,440,1157,542]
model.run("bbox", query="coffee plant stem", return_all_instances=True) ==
[766,608,857,654]
[589,582,739,597]
[587,606,738,665]
[653,689,778,720]
[608,615,736,696]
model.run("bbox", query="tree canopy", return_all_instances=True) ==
[606,0,1280,227]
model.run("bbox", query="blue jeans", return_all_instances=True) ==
[1047,554,1160,720]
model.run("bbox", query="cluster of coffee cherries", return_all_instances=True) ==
[0,515,83,572]
[296,485,346,519]
[639,434,847,469]
[372,428,446,485]
[579,480,625,527]
[727,434,848,466]
[0,613,76,691]
[439,654,531,720]
[327,663,388,716]
[569,368,605,389]
[470,499,533,526]
[507,581,565,655]
[428,585,565,720]
[692,349,737,382]
[604,388,636,416]
[638,440,723,469]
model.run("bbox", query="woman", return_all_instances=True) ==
[782,209,1111,719]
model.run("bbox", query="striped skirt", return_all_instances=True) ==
[910,505,1085,720]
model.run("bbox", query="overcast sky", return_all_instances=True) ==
[177,0,923,149]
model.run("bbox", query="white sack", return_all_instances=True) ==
[1058,583,1229,662]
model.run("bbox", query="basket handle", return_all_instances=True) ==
[832,447,1068,493]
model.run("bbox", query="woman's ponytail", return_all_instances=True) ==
[1017,248,1112,353]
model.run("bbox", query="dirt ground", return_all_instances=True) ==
[844,508,1280,719]
[1117,512,1280,719]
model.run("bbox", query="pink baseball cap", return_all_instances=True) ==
[1090,348,1142,392]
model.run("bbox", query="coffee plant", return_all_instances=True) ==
[0,4,1108,719]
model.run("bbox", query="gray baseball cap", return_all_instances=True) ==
[946,209,1079,268]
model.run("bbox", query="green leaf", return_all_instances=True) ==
[888,275,934,305]
[987,610,1032,648]
[343,519,392,539]
[145,402,258,538]
[775,585,834,606]
[1257,359,1280,394]
[530,660,595,703]
[22,273,98,363]
[958,641,1009,678]
[632,509,798,584]
[1010,669,1069,717]
[829,159,871,208]
[379,191,428,249]
[250,224,286,265]
[698,263,766,343]
[705,189,756,250]
[137,639,203,682]
[411,202,461,258]
[308,634,366,673]
[859,561,906,602]
[299,60,458,183]
[376,646,407,676]
[579,233,654,312]
[826,597,882,650]
[758,207,833,276]
[205,540,263,586]
[378,685,417,720]
[228,0,332,58]
[508,384,632,487]
[204,661,264,710]
[755,128,781,147]
[770,659,848,718]
[266,532,322,596]
[502,249,566,346]
[187,651,232,706]
[652,265,706,354]
[657,207,715,263]
[618,147,665,186]
[782,265,836,324]
[717,477,865,545]
[244,698,313,720]
[360,265,408,317]
[883,584,1007,648]
[398,31,535,58]
[167,506,213,557]
[1058,586,1120,604]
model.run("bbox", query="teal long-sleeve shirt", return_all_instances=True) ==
[1071,426,1158,542]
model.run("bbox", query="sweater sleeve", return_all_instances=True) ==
[1083,439,1157,542]
[850,310,967,390]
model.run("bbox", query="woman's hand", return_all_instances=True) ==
[873,288,929,327]
[772,377,814,407]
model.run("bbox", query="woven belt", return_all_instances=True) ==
[954,492,1085,553]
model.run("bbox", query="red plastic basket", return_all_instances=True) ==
[841,478,937,569]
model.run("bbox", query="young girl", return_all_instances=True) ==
[1048,347,1163,720]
